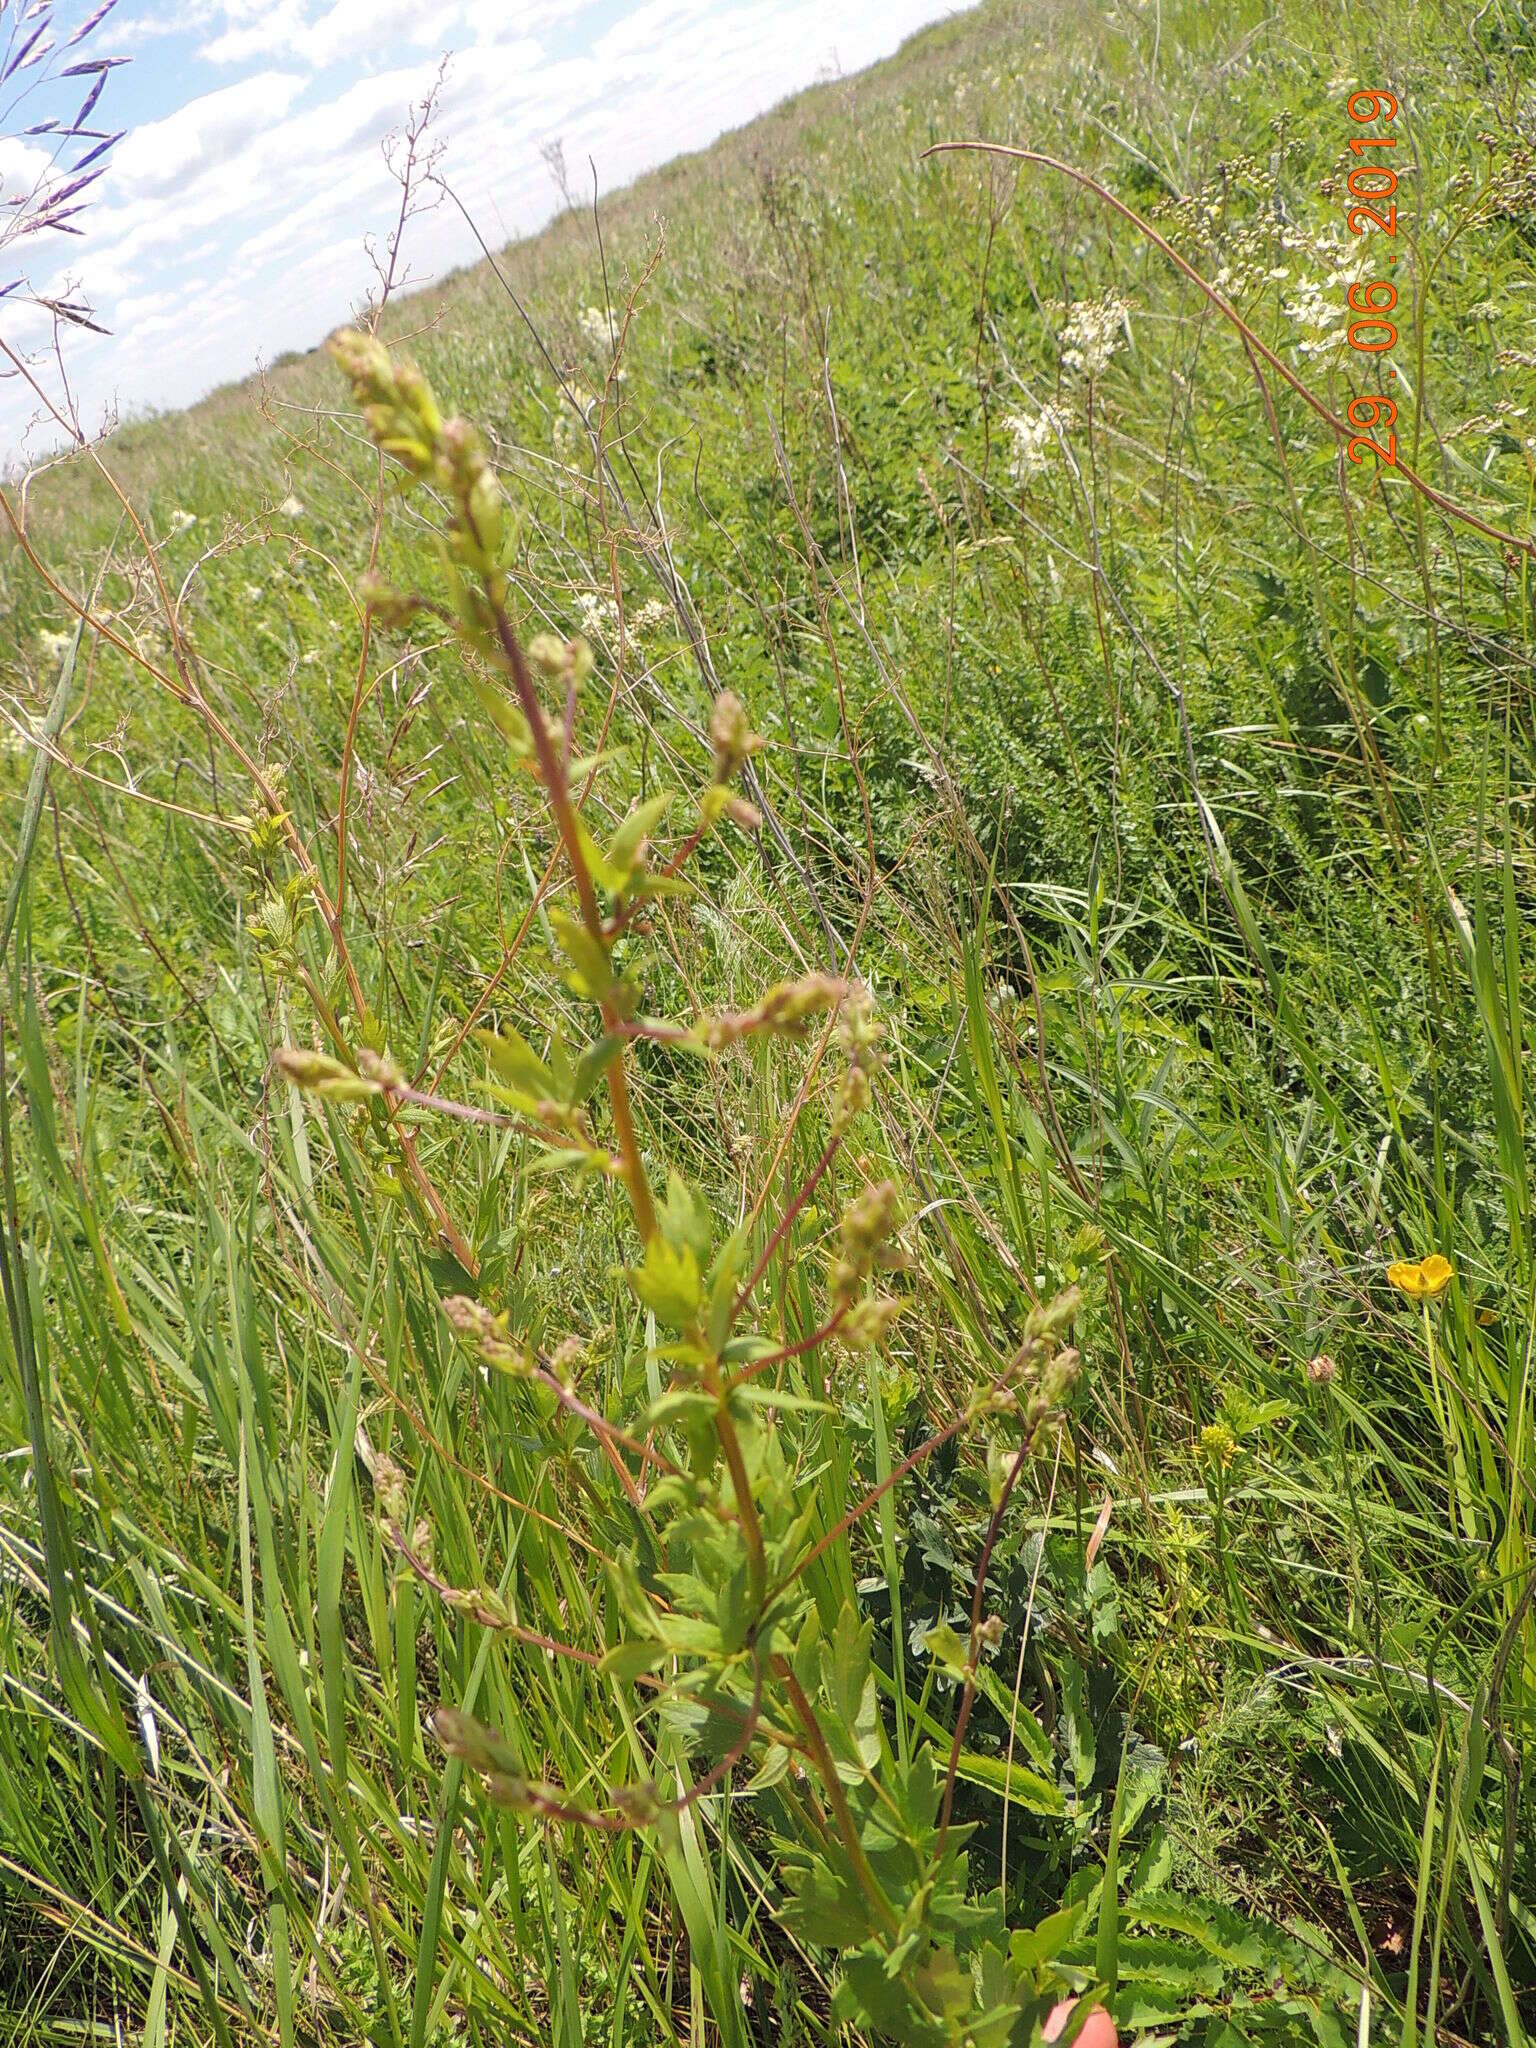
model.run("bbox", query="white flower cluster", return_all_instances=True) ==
[1212,260,1291,294]
[1003,399,1072,482]
[1283,232,1375,365]
[1059,292,1132,378]
[577,304,611,348]
[574,592,674,641]
[576,590,618,638]
[552,411,580,465]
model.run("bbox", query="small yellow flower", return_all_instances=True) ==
[1199,1421,1237,1470]
[1387,1253,1454,1302]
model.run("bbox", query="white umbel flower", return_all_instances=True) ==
[1003,400,1072,481]
[578,304,611,347]
[1060,293,1132,377]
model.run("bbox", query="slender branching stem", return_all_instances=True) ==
[490,601,659,1246]
[776,1658,899,1938]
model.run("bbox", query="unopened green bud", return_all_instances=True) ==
[527,633,566,680]
[393,363,442,440]
[840,1179,902,1261]
[840,1294,903,1349]
[467,464,504,557]
[829,1255,860,1308]
[440,416,486,489]
[833,1063,870,1132]
[838,984,883,1068]
[710,690,762,781]
[441,1293,532,1376]
[373,1453,408,1525]
[1019,1285,1080,1356]
[379,433,435,475]
[611,1781,661,1823]
[442,1294,497,1343]
[357,1047,406,1092]
[273,1047,381,1102]
[528,633,595,691]
[328,327,393,400]
[1039,1344,1080,1407]
[331,330,448,480]
[359,577,428,629]
[703,972,848,1051]
[698,784,731,830]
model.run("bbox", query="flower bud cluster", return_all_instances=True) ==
[969,1286,1083,1438]
[328,327,511,624]
[372,1452,409,1527]
[702,972,848,1052]
[710,691,763,783]
[441,1293,533,1377]
[273,1046,382,1103]
[834,984,883,1132]
[357,1047,406,1092]
[1001,1345,1080,1444]
[1199,1421,1237,1472]
[328,328,444,480]
[840,1293,903,1350]
[830,1178,902,1310]
[528,633,595,691]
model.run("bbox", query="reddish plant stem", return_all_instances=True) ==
[726,1308,848,1393]
[734,1129,843,1320]
[772,1411,969,1603]
[937,1425,1039,1851]
[775,1659,898,1936]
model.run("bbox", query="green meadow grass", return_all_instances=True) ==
[0,0,1533,2040]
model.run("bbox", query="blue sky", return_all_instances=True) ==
[0,0,960,461]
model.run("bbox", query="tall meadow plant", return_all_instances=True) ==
[274,329,1094,2048]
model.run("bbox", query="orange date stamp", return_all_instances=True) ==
[1341,87,1401,465]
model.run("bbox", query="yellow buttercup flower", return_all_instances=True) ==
[1387,1253,1454,1302]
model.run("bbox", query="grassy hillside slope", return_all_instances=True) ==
[1,0,1534,2042]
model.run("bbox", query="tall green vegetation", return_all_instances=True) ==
[0,0,1533,2043]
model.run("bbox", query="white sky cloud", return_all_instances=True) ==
[0,0,961,462]
[112,71,308,195]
